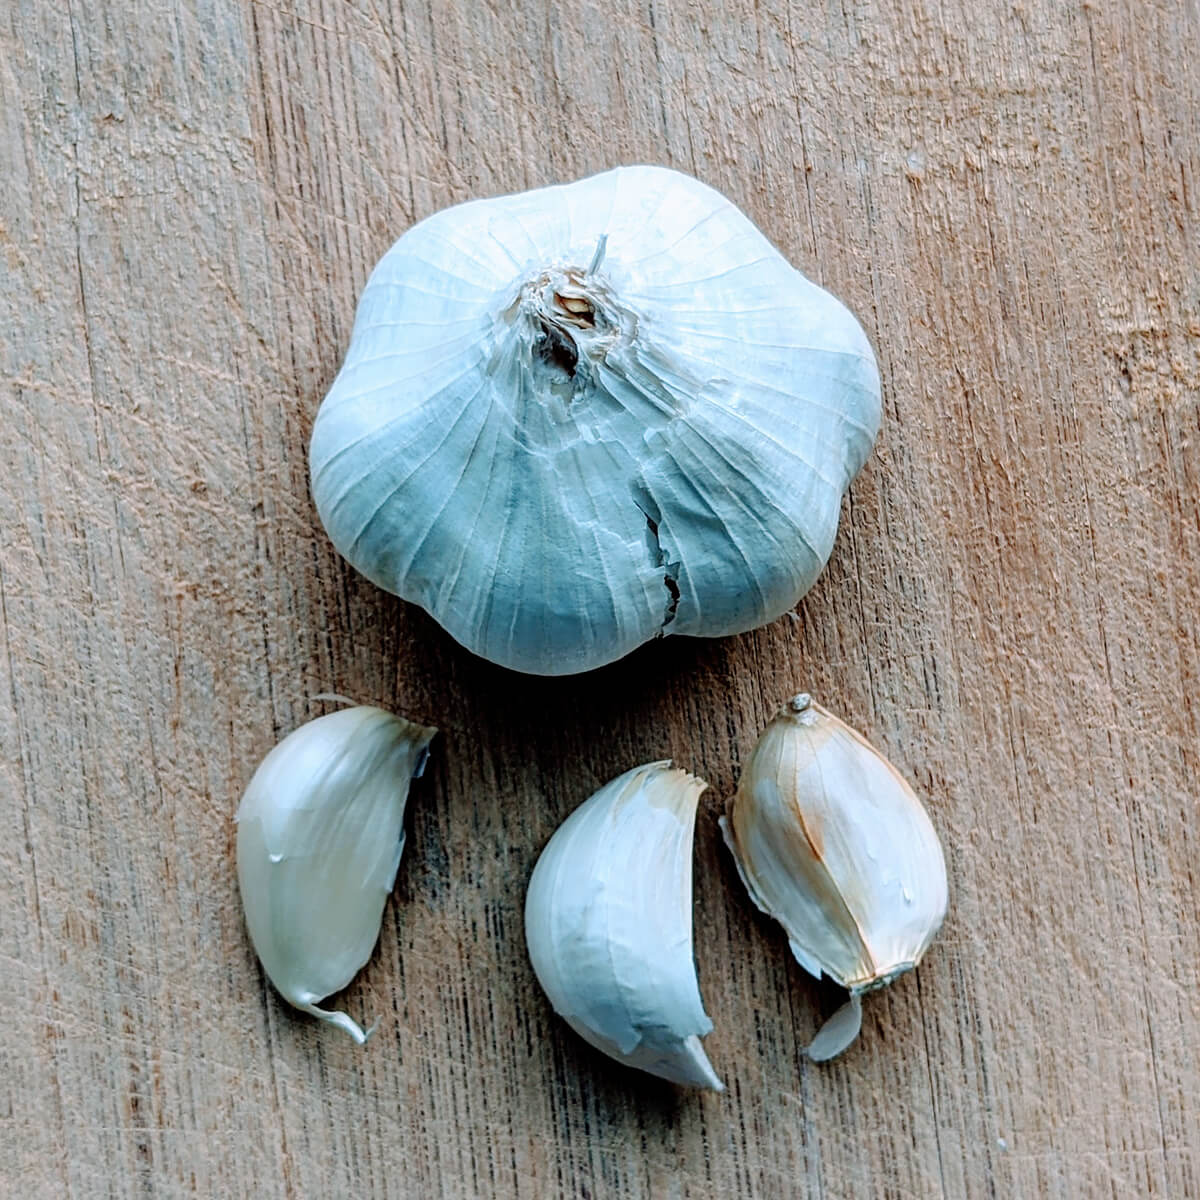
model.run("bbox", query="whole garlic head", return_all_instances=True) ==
[524,761,723,1089]
[236,705,436,1043]
[311,165,881,675]
[721,694,948,1060]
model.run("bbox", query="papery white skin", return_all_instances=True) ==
[721,694,948,1061]
[236,705,436,1043]
[525,761,724,1089]
[310,165,881,675]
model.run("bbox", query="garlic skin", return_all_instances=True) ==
[236,705,436,1043]
[524,761,724,1089]
[310,165,880,676]
[720,694,947,1061]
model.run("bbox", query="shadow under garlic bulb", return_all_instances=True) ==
[310,165,881,675]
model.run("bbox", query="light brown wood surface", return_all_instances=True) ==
[3,0,1199,1196]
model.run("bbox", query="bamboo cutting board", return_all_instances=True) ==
[2,1,1198,1195]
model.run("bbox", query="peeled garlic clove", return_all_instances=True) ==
[720,694,948,1061]
[310,165,880,675]
[236,705,436,1043]
[524,761,724,1090]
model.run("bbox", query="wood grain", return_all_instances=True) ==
[3,0,1198,1195]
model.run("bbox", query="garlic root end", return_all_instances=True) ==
[296,998,374,1045]
[806,994,862,1063]
[679,1035,726,1092]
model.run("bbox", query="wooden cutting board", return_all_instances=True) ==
[3,1,1197,1195]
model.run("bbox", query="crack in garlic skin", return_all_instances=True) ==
[310,166,880,675]
[631,489,682,633]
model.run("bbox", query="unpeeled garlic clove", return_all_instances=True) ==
[720,694,948,1061]
[524,761,724,1089]
[236,705,436,1043]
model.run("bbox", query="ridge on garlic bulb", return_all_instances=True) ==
[236,705,436,1043]
[524,761,724,1089]
[721,694,948,1061]
[310,165,881,675]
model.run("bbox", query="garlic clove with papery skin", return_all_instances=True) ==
[236,705,436,1043]
[310,165,881,676]
[524,761,724,1090]
[720,693,948,1061]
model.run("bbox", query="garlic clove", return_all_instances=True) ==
[236,705,436,1043]
[310,165,880,675]
[524,761,724,1090]
[721,693,947,1060]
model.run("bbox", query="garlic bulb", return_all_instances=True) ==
[236,705,436,1043]
[310,165,881,675]
[524,761,723,1089]
[720,694,947,1061]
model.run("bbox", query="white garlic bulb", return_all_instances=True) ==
[720,694,948,1061]
[524,761,724,1089]
[310,165,881,675]
[236,705,436,1043]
